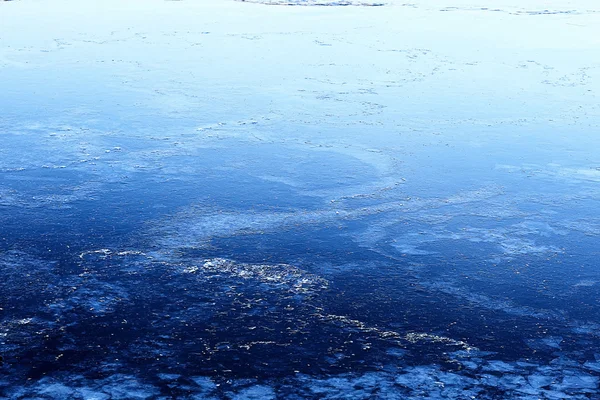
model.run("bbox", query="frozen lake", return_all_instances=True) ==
[1,0,600,398]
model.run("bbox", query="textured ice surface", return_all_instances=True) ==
[5,363,600,399]
[2,0,600,398]
[3,250,600,398]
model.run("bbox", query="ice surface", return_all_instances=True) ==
[3,361,600,399]
[230,385,276,400]
[236,0,385,5]
[2,0,600,398]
